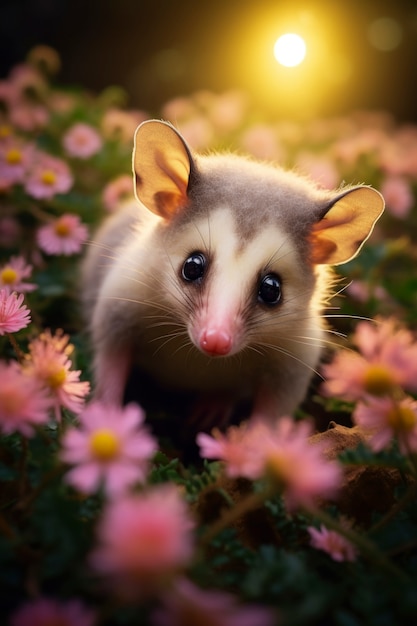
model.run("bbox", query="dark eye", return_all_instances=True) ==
[258,273,282,306]
[182,252,207,283]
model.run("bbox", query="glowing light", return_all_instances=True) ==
[273,33,307,67]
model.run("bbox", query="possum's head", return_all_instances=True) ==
[132,120,384,359]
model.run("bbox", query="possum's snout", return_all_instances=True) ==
[199,327,233,356]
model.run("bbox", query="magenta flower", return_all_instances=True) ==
[9,596,96,626]
[0,256,36,294]
[353,395,417,454]
[308,524,358,562]
[24,329,90,418]
[0,361,51,436]
[153,577,276,626]
[37,213,88,256]
[25,153,73,199]
[321,319,417,401]
[90,484,194,595]
[0,289,31,335]
[198,417,342,511]
[63,122,103,158]
[60,401,157,496]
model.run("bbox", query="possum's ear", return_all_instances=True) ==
[132,120,194,220]
[309,187,385,265]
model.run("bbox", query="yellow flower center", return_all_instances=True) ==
[387,405,416,432]
[6,148,22,165]
[89,429,120,461]
[54,220,70,237]
[363,364,396,396]
[0,125,12,138]
[41,169,57,185]
[265,453,290,485]
[1,267,18,284]
[46,367,67,389]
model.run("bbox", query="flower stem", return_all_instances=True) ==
[7,332,25,362]
[200,484,277,546]
[368,480,417,536]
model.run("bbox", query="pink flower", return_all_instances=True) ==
[198,417,342,511]
[24,329,90,418]
[353,395,417,454]
[321,319,417,401]
[60,401,157,496]
[0,289,31,334]
[37,213,88,255]
[239,125,283,161]
[0,256,36,294]
[178,116,214,151]
[102,174,133,211]
[90,484,194,596]
[208,91,248,133]
[0,360,50,436]
[63,122,103,159]
[153,577,275,626]
[380,175,414,219]
[10,103,49,132]
[9,596,96,626]
[296,151,340,189]
[25,153,73,199]
[101,107,148,142]
[0,138,34,184]
[308,523,358,562]
[197,422,264,479]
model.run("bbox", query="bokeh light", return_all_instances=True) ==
[368,17,403,51]
[273,33,307,67]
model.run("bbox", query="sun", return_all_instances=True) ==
[273,33,307,67]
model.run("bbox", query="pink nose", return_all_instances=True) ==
[199,328,233,356]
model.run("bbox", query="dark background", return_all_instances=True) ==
[1,0,417,122]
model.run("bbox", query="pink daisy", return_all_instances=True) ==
[321,319,417,401]
[37,213,88,256]
[60,401,157,497]
[153,577,275,626]
[198,417,342,511]
[90,484,194,596]
[0,360,51,436]
[101,107,147,143]
[380,175,413,219]
[0,138,34,184]
[24,329,90,418]
[197,422,265,479]
[10,102,49,132]
[102,174,133,211]
[0,289,31,335]
[25,153,73,199]
[308,524,358,562]
[353,395,417,454]
[0,256,36,294]
[9,596,96,626]
[63,122,103,159]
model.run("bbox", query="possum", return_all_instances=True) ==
[82,119,384,448]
